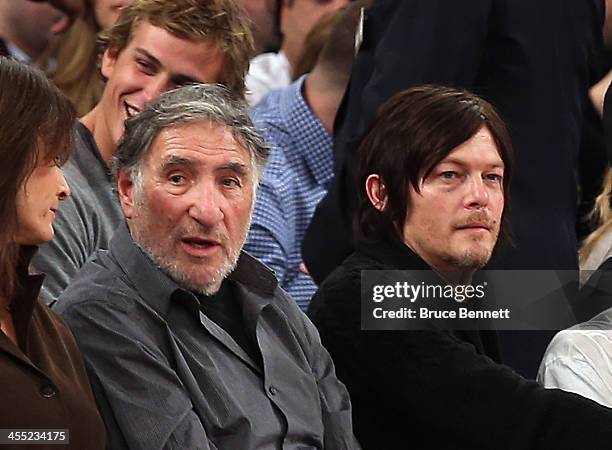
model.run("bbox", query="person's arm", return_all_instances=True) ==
[60,300,218,450]
[538,330,612,408]
[308,270,612,450]
[245,180,291,282]
[287,306,359,449]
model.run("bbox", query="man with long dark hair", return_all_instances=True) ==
[309,85,612,450]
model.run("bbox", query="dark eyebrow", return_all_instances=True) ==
[218,162,249,176]
[135,48,199,86]
[160,155,193,170]
[134,48,161,68]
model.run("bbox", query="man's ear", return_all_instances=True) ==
[117,170,135,219]
[365,174,387,211]
[101,47,119,80]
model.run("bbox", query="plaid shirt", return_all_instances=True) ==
[246,76,333,311]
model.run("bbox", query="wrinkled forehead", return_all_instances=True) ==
[147,122,252,169]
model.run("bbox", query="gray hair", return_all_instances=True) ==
[114,83,269,186]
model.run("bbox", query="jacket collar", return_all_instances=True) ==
[355,239,432,271]
[4,246,44,353]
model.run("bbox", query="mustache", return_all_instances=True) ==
[455,211,497,229]
[174,223,228,243]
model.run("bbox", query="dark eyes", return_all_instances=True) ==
[485,173,503,183]
[169,174,186,185]
[222,178,240,188]
[135,58,155,75]
[438,171,503,183]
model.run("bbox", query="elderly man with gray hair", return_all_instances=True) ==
[55,84,358,450]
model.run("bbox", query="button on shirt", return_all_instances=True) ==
[55,223,358,450]
[246,76,334,311]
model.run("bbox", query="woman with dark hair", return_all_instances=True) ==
[0,57,105,448]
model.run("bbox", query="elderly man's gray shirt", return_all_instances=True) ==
[55,223,358,450]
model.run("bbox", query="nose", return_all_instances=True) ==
[188,186,224,227]
[143,75,170,104]
[56,167,71,200]
[463,176,489,209]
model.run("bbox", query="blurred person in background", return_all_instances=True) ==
[0,57,105,448]
[0,0,67,65]
[246,0,348,106]
[50,0,132,116]
[237,0,278,54]
[245,1,367,311]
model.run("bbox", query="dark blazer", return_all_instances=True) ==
[308,240,612,450]
[0,247,105,449]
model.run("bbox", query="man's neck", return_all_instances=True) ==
[80,105,116,167]
[302,72,341,134]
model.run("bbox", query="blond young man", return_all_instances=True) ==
[34,0,253,304]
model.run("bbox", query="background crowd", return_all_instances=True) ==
[3,0,612,449]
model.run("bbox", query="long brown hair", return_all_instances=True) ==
[51,14,105,116]
[0,58,75,300]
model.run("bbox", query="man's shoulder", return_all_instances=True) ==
[314,249,382,298]
[308,243,404,313]
[250,87,291,136]
[54,250,139,316]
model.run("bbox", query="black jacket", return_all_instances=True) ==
[308,240,612,450]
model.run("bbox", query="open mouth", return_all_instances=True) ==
[180,237,222,256]
[124,102,141,118]
[182,237,219,248]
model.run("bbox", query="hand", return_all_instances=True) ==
[299,263,310,276]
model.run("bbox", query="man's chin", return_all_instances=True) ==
[162,265,224,295]
[446,246,494,270]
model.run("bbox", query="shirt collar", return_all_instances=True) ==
[109,222,280,319]
[279,75,333,186]
[11,246,45,349]
[74,120,113,176]
[5,40,30,64]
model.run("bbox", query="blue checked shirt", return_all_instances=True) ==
[246,76,334,311]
